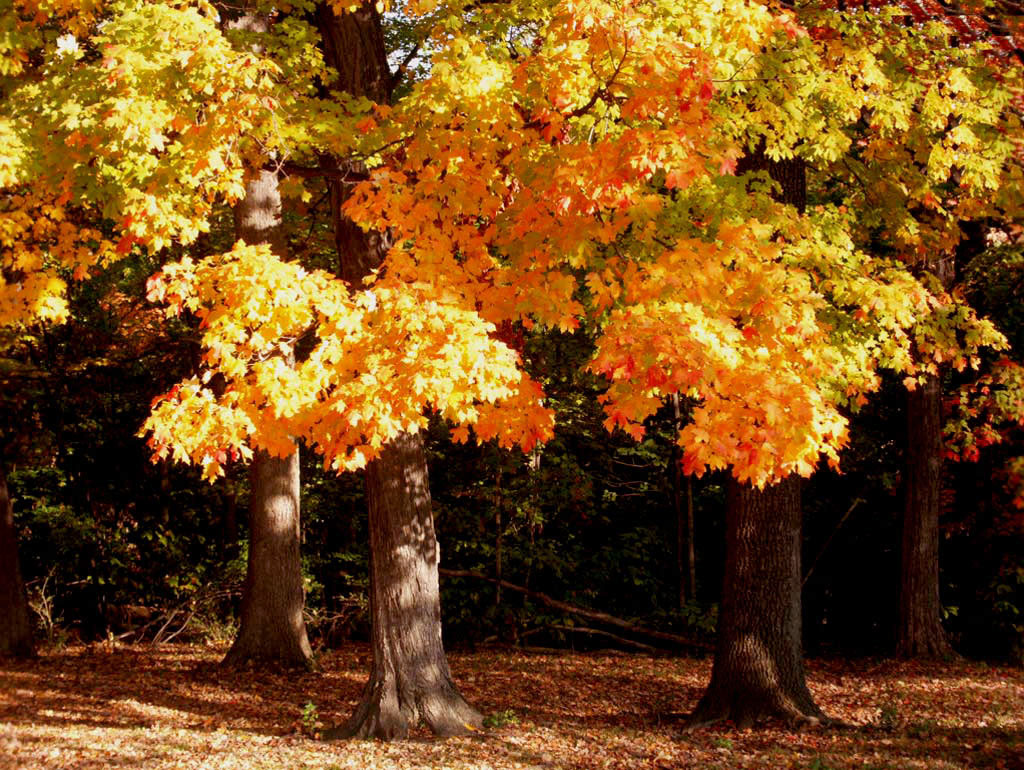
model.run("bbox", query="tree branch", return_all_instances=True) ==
[541,623,660,653]
[802,498,863,588]
[272,161,369,183]
[389,40,423,91]
[439,568,712,650]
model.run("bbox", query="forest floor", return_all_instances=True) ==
[0,643,1021,769]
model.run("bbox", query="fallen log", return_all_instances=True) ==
[439,568,712,651]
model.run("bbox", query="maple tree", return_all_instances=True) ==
[689,146,824,726]
[581,0,1019,723]
[2,0,1022,734]
[803,1,1024,659]
[1,4,1016,487]
[222,105,313,673]
[0,0,281,657]
[315,3,484,737]
[214,7,314,671]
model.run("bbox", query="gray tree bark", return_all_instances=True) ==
[326,434,482,738]
[223,442,312,668]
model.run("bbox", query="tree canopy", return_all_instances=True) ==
[5,0,1020,490]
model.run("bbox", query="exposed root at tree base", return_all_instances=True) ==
[323,700,409,742]
[686,694,825,731]
[324,681,483,741]
[896,638,959,661]
[220,645,314,672]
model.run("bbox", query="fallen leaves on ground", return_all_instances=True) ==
[1,643,1021,769]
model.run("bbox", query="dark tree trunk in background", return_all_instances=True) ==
[737,152,807,212]
[691,147,823,726]
[0,462,34,658]
[222,158,312,668]
[222,485,239,558]
[899,373,953,657]
[899,255,956,659]
[316,2,481,738]
[670,394,696,606]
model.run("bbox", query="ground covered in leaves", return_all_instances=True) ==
[1,643,1021,769]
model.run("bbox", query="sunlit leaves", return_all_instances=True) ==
[1,0,278,326]
[946,358,1024,462]
[0,197,116,325]
[5,0,1021,488]
[342,0,722,330]
[142,243,553,480]
[332,0,1020,485]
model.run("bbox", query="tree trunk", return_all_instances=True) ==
[898,371,954,657]
[325,433,481,738]
[316,1,481,738]
[315,1,392,284]
[224,448,312,667]
[0,461,34,658]
[671,394,696,606]
[690,477,821,727]
[221,156,312,668]
[898,248,956,659]
[494,457,504,610]
[222,484,239,558]
[685,478,696,600]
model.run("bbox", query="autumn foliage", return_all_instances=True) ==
[0,0,1019,489]
[143,242,553,479]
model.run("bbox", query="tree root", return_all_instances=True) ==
[686,691,825,731]
[220,643,314,671]
[324,677,482,741]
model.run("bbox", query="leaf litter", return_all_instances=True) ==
[1,644,1021,769]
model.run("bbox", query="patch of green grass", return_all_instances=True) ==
[876,702,900,730]
[807,757,837,770]
[483,709,520,728]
